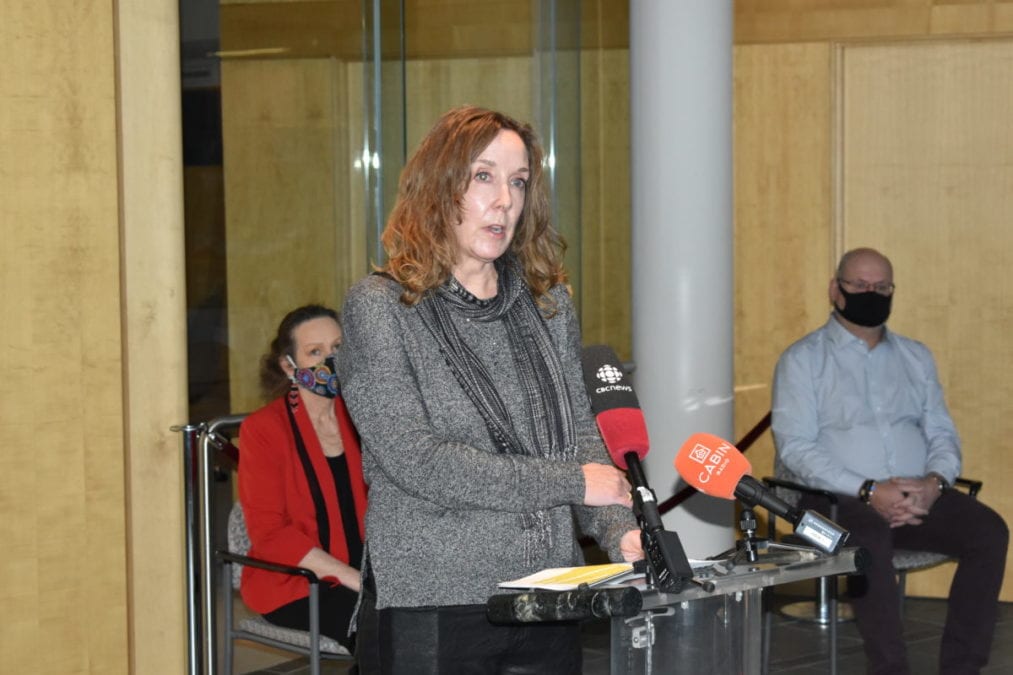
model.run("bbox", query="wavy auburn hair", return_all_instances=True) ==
[380,105,567,307]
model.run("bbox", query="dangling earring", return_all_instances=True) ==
[285,355,301,409]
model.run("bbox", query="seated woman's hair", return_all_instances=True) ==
[381,105,567,306]
[260,304,341,400]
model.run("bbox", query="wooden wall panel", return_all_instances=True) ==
[736,0,1013,44]
[405,0,537,57]
[1,3,129,674]
[220,1,363,60]
[219,0,621,60]
[403,52,632,355]
[732,43,836,474]
[220,48,631,409]
[404,57,533,147]
[840,38,1013,599]
[183,166,231,421]
[118,0,192,671]
[222,58,366,413]
[580,48,632,358]
[403,50,633,356]
[218,1,635,394]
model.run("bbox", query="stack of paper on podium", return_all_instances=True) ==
[498,563,637,591]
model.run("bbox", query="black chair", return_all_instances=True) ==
[761,475,982,674]
[200,417,353,675]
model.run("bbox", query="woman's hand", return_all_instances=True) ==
[619,528,645,561]
[581,463,633,507]
[298,547,362,591]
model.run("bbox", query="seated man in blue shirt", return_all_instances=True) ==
[772,247,1008,675]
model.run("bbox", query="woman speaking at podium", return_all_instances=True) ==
[340,106,643,674]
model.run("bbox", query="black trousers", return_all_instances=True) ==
[354,590,582,675]
[262,583,359,651]
[801,489,1008,675]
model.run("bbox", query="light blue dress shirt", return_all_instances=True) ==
[771,314,961,496]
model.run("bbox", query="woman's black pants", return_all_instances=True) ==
[355,590,583,675]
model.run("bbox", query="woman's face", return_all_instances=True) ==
[281,316,342,374]
[452,129,529,273]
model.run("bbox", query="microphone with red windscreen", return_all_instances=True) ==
[675,433,849,555]
[581,345,694,592]
[580,346,648,469]
[581,345,653,500]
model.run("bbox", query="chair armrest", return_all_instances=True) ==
[217,550,320,584]
[762,476,982,499]
[761,476,980,499]
[954,477,982,498]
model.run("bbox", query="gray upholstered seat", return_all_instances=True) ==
[226,504,350,657]
[891,549,951,573]
[235,615,349,657]
[891,549,952,601]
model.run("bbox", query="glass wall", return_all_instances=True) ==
[180,0,628,421]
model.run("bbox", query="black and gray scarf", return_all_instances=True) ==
[416,258,577,562]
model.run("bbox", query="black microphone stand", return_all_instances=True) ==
[624,452,697,593]
[718,503,831,568]
[737,507,762,563]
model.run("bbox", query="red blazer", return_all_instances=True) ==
[238,395,368,614]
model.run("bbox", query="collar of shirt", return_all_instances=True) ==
[824,312,893,353]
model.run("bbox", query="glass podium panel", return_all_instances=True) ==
[608,545,864,675]
[611,590,761,674]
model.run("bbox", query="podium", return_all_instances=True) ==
[610,545,864,674]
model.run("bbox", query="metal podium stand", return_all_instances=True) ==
[610,545,863,674]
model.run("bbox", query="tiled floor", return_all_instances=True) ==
[764,594,1013,675]
[231,595,1013,674]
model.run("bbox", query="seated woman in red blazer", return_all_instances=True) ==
[238,304,368,651]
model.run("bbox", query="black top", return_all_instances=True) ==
[327,453,363,567]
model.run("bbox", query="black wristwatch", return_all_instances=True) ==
[858,479,877,504]
[929,472,950,492]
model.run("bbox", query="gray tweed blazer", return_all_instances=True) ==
[339,273,637,609]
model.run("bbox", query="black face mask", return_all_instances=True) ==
[836,283,892,327]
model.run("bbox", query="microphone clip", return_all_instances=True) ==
[634,485,656,506]
[628,478,695,594]
[639,527,695,594]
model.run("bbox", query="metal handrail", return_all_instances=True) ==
[199,414,246,675]
[171,422,204,675]
[174,413,247,675]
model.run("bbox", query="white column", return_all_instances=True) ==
[630,0,735,557]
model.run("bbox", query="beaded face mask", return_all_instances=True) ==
[287,353,340,398]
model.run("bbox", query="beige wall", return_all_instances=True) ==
[579,45,632,355]
[213,0,635,380]
[840,38,1013,598]
[732,2,1013,601]
[736,0,1013,44]
[5,6,1011,674]
[219,34,635,400]
[1,1,189,673]
[732,41,836,481]
[1,3,127,673]
[118,1,190,672]
[221,57,367,413]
